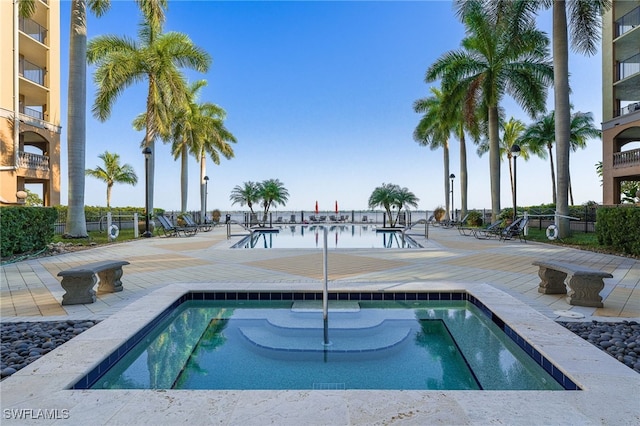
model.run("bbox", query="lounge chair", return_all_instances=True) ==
[276,216,283,223]
[182,213,212,232]
[309,215,318,223]
[500,217,528,242]
[443,213,469,229]
[290,214,296,223]
[362,215,368,223]
[472,220,504,240]
[329,215,338,222]
[156,215,197,237]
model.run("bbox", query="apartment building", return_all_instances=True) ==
[0,0,61,206]
[602,0,640,204]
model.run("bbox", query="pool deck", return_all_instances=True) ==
[1,223,639,424]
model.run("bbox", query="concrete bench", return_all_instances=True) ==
[532,260,613,308]
[57,260,130,305]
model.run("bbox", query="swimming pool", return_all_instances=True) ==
[232,225,422,249]
[77,293,566,391]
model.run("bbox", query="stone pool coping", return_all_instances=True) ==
[1,281,639,425]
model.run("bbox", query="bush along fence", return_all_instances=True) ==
[597,205,640,256]
[1,206,57,258]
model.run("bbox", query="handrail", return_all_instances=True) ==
[403,219,429,239]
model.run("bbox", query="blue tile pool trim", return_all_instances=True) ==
[71,291,580,391]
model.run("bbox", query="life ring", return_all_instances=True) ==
[546,224,558,240]
[109,224,119,240]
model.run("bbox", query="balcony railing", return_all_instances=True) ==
[613,148,640,168]
[19,17,47,44]
[619,102,640,116]
[18,58,45,86]
[616,6,640,38]
[20,106,44,120]
[618,53,640,80]
[18,151,50,171]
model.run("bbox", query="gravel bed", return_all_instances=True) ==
[1,320,639,380]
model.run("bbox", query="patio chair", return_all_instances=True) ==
[472,220,504,240]
[362,215,368,223]
[276,216,284,223]
[290,214,296,223]
[182,213,212,232]
[500,217,529,242]
[156,215,197,237]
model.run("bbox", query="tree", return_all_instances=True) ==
[536,0,611,237]
[413,87,454,221]
[367,183,419,227]
[257,179,289,225]
[522,110,601,204]
[88,6,210,217]
[427,0,553,221]
[85,151,138,208]
[230,182,261,217]
[136,80,236,214]
[478,117,530,217]
[24,190,43,207]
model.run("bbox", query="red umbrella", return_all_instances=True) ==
[315,201,319,215]
[335,200,338,214]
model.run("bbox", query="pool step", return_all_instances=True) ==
[237,318,415,353]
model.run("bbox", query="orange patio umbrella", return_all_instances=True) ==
[315,201,319,215]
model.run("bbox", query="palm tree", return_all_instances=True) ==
[522,110,601,205]
[535,0,610,237]
[427,0,553,221]
[392,186,420,227]
[230,182,261,217]
[88,9,210,218]
[413,87,454,221]
[368,183,399,226]
[478,117,530,217]
[85,151,138,208]
[257,179,289,225]
[520,111,557,204]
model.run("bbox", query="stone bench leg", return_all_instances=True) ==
[536,267,568,294]
[61,274,97,305]
[97,267,124,293]
[566,275,604,308]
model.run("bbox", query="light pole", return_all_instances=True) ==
[449,173,455,222]
[511,144,521,222]
[203,175,209,223]
[142,147,152,237]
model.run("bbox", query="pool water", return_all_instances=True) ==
[92,300,562,391]
[232,225,422,249]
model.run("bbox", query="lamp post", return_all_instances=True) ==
[142,147,152,237]
[449,173,455,222]
[203,175,209,223]
[510,144,521,222]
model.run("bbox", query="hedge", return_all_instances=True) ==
[596,206,640,256]
[1,206,58,258]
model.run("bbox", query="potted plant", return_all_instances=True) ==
[433,206,446,222]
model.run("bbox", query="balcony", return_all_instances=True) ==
[20,106,44,121]
[19,58,46,86]
[613,148,640,168]
[616,6,639,38]
[618,53,640,80]
[18,151,50,171]
[19,17,47,44]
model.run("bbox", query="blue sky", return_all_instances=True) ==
[55,0,604,213]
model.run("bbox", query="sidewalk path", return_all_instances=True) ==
[2,224,638,322]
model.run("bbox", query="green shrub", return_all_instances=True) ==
[466,210,483,226]
[1,207,58,257]
[596,206,640,256]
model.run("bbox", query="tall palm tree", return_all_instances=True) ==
[257,179,289,225]
[413,87,454,221]
[230,182,260,217]
[478,117,530,216]
[88,10,210,218]
[85,151,138,208]
[522,110,601,205]
[428,0,553,221]
[535,0,610,237]
[196,110,236,221]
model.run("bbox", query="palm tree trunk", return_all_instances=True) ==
[443,140,451,222]
[200,152,206,221]
[459,129,468,220]
[145,77,156,217]
[180,144,188,212]
[509,154,515,217]
[569,170,574,205]
[547,143,557,204]
[106,184,112,208]
[553,0,571,237]
[64,0,88,237]
[488,106,501,222]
